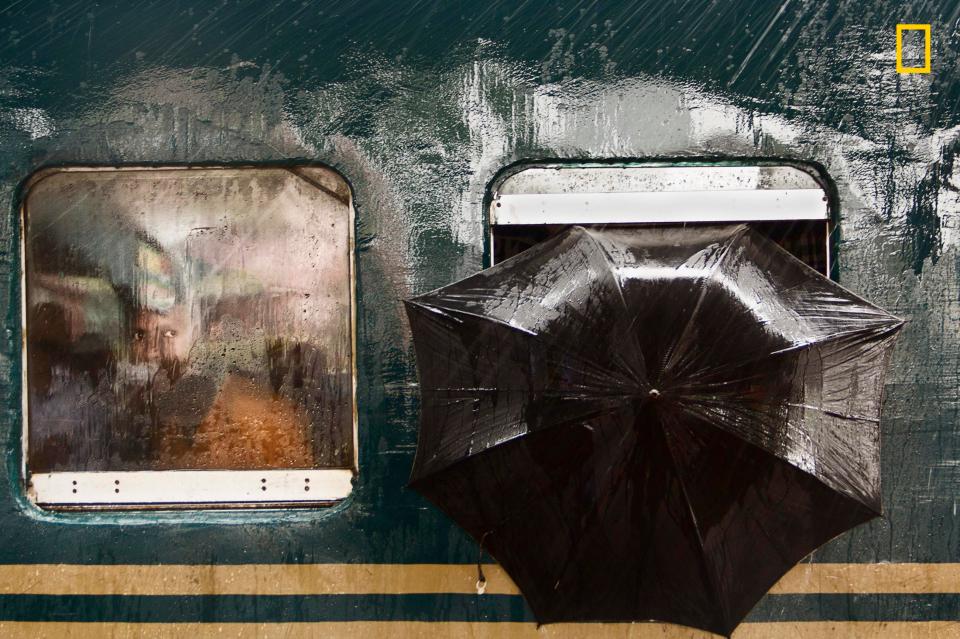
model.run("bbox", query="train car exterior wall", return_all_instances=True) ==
[1,1,959,636]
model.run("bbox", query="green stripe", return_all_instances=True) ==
[0,594,958,623]
[749,593,960,622]
[0,594,528,623]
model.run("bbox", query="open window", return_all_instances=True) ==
[21,165,357,509]
[489,163,832,275]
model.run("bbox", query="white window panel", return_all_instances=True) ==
[491,165,829,226]
[29,469,353,508]
[493,189,827,225]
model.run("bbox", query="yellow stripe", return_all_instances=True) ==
[0,564,960,595]
[769,563,960,594]
[0,563,518,596]
[0,622,958,639]
[0,563,958,596]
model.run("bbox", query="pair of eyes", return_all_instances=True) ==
[133,329,178,340]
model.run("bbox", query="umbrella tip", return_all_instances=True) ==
[648,388,661,399]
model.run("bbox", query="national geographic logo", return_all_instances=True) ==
[896,24,931,74]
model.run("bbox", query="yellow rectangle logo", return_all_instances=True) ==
[896,24,931,73]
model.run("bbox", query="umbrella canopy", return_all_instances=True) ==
[405,225,904,636]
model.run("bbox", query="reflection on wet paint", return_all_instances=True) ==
[0,0,958,596]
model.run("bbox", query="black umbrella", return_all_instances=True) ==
[405,225,903,636]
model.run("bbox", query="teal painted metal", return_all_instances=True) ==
[0,0,959,625]
[0,593,960,623]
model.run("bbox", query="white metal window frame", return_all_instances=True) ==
[27,469,354,508]
[19,166,358,510]
[489,163,831,269]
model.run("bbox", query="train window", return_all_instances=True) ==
[489,163,832,275]
[21,166,357,509]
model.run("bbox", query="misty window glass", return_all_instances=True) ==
[22,166,356,507]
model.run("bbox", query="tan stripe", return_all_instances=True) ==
[0,622,959,639]
[768,563,960,594]
[0,563,958,596]
[0,563,519,596]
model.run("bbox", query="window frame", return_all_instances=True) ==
[19,165,358,510]
[487,161,833,274]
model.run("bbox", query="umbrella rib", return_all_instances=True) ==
[765,324,905,357]
[670,323,903,386]
[579,227,630,310]
[405,300,537,335]
[541,411,644,595]
[680,394,880,428]
[657,413,730,633]
[413,397,635,481]
[578,227,649,385]
[412,302,641,393]
[783,402,880,423]
[661,226,748,385]
[674,401,881,515]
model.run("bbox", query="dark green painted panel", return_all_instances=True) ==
[0,0,958,624]
[0,593,958,623]
[0,594,533,623]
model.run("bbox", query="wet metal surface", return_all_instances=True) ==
[0,0,959,630]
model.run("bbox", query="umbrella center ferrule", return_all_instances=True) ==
[648,388,661,400]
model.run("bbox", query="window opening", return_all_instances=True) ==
[22,166,357,509]
[489,164,831,275]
